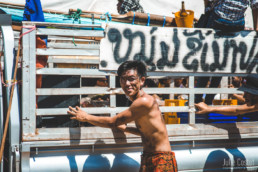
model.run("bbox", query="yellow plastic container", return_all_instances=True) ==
[175,10,194,28]
[164,99,187,124]
[213,99,238,105]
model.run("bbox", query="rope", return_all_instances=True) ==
[147,13,150,26]
[70,8,82,24]
[162,16,166,27]
[132,11,135,25]
[105,12,112,23]
[69,9,82,46]
[19,25,36,43]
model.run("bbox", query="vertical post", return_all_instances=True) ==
[22,25,36,136]
[0,71,2,172]
[109,74,116,117]
[221,77,228,99]
[188,76,195,124]
[1,17,21,171]
[169,78,174,99]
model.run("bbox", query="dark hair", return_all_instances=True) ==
[117,60,147,78]
[118,0,145,14]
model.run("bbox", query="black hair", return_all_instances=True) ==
[117,60,147,78]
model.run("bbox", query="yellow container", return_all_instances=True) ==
[175,10,194,28]
[213,99,238,105]
[164,99,187,124]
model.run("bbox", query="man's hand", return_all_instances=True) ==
[68,106,88,122]
[195,102,211,114]
[117,124,127,131]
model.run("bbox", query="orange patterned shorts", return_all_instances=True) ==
[139,151,178,172]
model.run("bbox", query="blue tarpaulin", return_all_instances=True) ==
[23,0,45,22]
[22,0,47,44]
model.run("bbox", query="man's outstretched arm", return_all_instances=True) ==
[68,106,135,128]
[68,97,151,128]
[195,102,257,115]
[68,106,141,135]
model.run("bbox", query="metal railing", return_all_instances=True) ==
[21,21,258,144]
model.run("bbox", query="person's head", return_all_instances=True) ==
[158,78,171,87]
[96,77,108,87]
[232,76,242,88]
[144,79,158,88]
[238,74,258,106]
[117,60,146,99]
[117,0,124,13]
[174,78,183,87]
[117,0,144,14]
[80,97,93,107]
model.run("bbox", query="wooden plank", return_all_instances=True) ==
[23,21,104,28]
[36,68,108,75]
[37,28,105,37]
[47,42,100,49]
[48,57,99,64]
[55,63,98,69]
[37,49,99,56]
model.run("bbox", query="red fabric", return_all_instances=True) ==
[36,36,48,107]
[36,36,48,68]
[140,151,178,172]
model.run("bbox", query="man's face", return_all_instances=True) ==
[244,92,258,106]
[174,78,183,87]
[120,69,145,98]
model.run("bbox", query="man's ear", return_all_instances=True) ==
[140,77,146,87]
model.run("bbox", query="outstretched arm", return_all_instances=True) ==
[195,102,257,115]
[68,106,136,128]
[68,96,151,129]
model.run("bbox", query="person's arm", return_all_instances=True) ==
[68,96,151,128]
[252,8,258,31]
[68,106,135,128]
[117,124,141,136]
[195,102,257,115]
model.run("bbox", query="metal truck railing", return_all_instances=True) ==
[21,21,258,139]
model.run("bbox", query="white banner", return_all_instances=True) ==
[100,23,258,74]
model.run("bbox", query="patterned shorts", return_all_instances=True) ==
[139,151,178,172]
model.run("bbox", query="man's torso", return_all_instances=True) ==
[133,94,171,152]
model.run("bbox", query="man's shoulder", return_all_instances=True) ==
[133,94,155,109]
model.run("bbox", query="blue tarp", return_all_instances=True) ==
[23,0,45,22]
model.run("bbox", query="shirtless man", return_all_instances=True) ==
[195,74,258,116]
[68,60,177,172]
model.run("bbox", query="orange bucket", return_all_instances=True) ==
[175,10,194,28]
